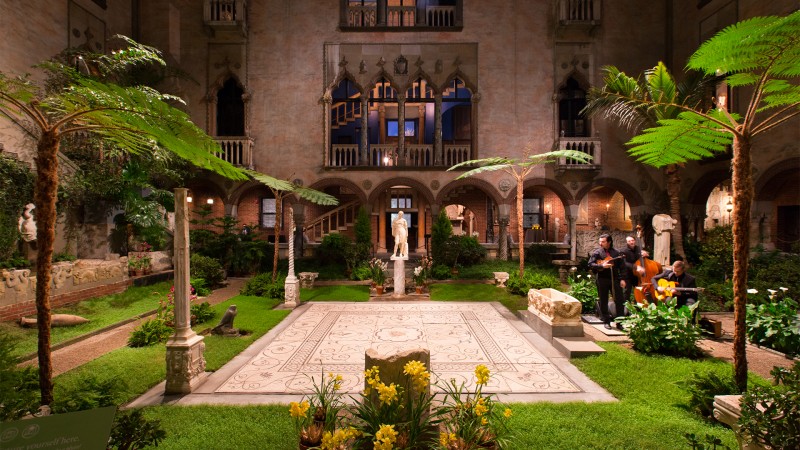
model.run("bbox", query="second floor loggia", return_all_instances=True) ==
[326,76,475,169]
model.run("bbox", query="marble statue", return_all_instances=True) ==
[18,203,37,242]
[652,214,677,266]
[392,211,408,259]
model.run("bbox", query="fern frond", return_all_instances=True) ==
[627,112,733,167]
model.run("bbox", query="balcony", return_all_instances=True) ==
[556,0,601,37]
[341,2,462,31]
[555,137,601,176]
[327,144,471,168]
[215,137,253,169]
[204,0,247,38]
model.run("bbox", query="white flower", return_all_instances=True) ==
[577,274,582,279]
[414,267,423,276]
[780,287,789,292]
[747,288,758,294]
[768,289,777,295]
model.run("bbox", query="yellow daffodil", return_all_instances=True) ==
[504,408,513,418]
[289,400,310,418]
[373,424,397,450]
[475,364,490,385]
[377,382,399,406]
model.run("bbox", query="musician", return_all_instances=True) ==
[589,234,627,329]
[620,236,649,303]
[652,260,698,308]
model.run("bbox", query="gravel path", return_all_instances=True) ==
[19,278,246,377]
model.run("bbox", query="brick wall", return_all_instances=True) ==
[0,280,131,322]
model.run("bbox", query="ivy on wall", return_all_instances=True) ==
[0,155,35,261]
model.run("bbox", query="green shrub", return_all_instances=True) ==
[0,155,34,261]
[52,252,77,262]
[618,300,703,357]
[678,371,740,420]
[739,362,800,450]
[748,251,800,299]
[241,272,286,299]
[506,270,561,296]
[317,233,352,265]
[746,297,800,356]
[431,210,453,266]
[109,408,167,450]
[525,243,557,268]
[191,301,215,324]
[0,253,31,270]
[457,236,487,267]
[698,281,733,311]
[51,374,121,413]
[0,332,39,421]
[128,319,173,347]
[190,277,212,297]
[229,240,274,276]
[694,226,733,282]
[190,254,225,288]
[567,273,598,314]
[431,264,452,280]
[351,264,373,281]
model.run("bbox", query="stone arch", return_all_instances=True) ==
[440,69,477,95]
[327,69,366,95]
[686,169,731,205]
[755,157,800,201]
[227,179,266,207]
[405,69,440,95]
[307,177,368,205]
[367,177,435,206]
[366,70,400,94]
[574,178,644,208]
[206,72,248,136]
[435,177,503,206]
[523,177,575,206]
[555,69,591,92]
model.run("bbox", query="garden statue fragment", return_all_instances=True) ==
[20,314,89,327]
[652,214,677,266]
[212,305,239,336]
[18,203,37,242]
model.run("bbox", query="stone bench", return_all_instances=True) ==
[298,272,319,289]
[493,271,509,287]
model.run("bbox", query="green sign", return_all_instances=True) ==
[0,406,116,450]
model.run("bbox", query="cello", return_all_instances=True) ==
[632,225,662,304]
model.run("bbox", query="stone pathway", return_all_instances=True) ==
[128,301,613,407]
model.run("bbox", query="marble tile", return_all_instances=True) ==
[215,302,581,395]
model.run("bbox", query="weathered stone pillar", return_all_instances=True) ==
[322,93,332,166]
[567,204,579,261]
[434,94,442,165]
[391,255,407,297]
[360,95,369,165]
[165,188,207,395]
[285,205,300,307]
[498,218,509,261]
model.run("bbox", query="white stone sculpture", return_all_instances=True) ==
[18,203,37,242]
[392,210,409,259]
[652,214,677,267]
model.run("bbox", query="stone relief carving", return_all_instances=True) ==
[18,204,37,242]
[527,289,582,325]
[498,179,513,192]
[52,263,73,289]
[430,180,440,190]
[362,179,372,190]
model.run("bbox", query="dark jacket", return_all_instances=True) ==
[588,247,627,281]
[652,269,698,306]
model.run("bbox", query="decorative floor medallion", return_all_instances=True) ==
[216,303,580,395]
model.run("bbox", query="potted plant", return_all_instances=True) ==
[127,255,143,276]
[369,258,387,295]
[140,254,152,275]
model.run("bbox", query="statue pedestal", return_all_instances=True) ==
[165,333,207,394]
[390,255,407,297]
[284,274,300,308]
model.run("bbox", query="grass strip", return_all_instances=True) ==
[53,295,289,404]
[2,281,173,356]
[430,283,528,311]
[300,285,370,302]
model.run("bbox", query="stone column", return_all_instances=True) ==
[284,206,300,307]
[397,93,406,166]
[322,93,332,166]
[434,94,442,165]
[165,188,207,395]
[567,204,579,261]
[391,255,407,297]
[360,95,369,165]
[498,203,510,261]
[293,203,305,258]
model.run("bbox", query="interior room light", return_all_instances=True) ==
[186,196,193,203]
[545,203,552,214]
[207,198,214,205]
[383,156,389,165]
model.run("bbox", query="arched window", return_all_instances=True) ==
[558,77,588,137]
[216,78,245,136]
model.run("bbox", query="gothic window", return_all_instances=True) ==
[216,78,245,136]
[261,198,276,228]
[558,77,588,137]
[442,78,472,143]
[523,198,543,228]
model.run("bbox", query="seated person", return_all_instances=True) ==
[651,260,697,308]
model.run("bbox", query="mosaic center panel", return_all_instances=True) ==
[217,303,580,394]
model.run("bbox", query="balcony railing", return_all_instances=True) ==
[215,137,253,169]
[204,0,247,36]
[328,144,471,168]
[556,137,601,170]
[558,0,601,23]
[342,4,460,29]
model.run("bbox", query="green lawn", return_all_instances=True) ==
[1,281,173,357]
[430,283,529,311]
[53,295,289,404]
[139,342,741,449]
[300,285,370,301]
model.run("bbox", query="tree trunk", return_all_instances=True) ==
[731,135,752,392]
[34,130,60,406]
[272,196,282,283]
[665,164,685,260]
[517,179,524,278]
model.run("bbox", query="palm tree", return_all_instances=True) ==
[246,171,338,282]
[449,149,591,278]
[591,12,799,390]
[583,63,717,259]
[0,36,247,406]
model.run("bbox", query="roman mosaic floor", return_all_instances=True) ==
[131,301,614,406]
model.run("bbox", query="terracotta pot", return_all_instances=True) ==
[415,286,423,294]
[376,286,384,295]
[134,269,144,277]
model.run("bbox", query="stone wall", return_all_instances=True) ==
[0,256,130,321]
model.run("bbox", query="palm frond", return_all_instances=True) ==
[245,170,339,206]
[524,149,592,165]
[627,111,733,167]
[293,186,339,206]
[245,170,294,192]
